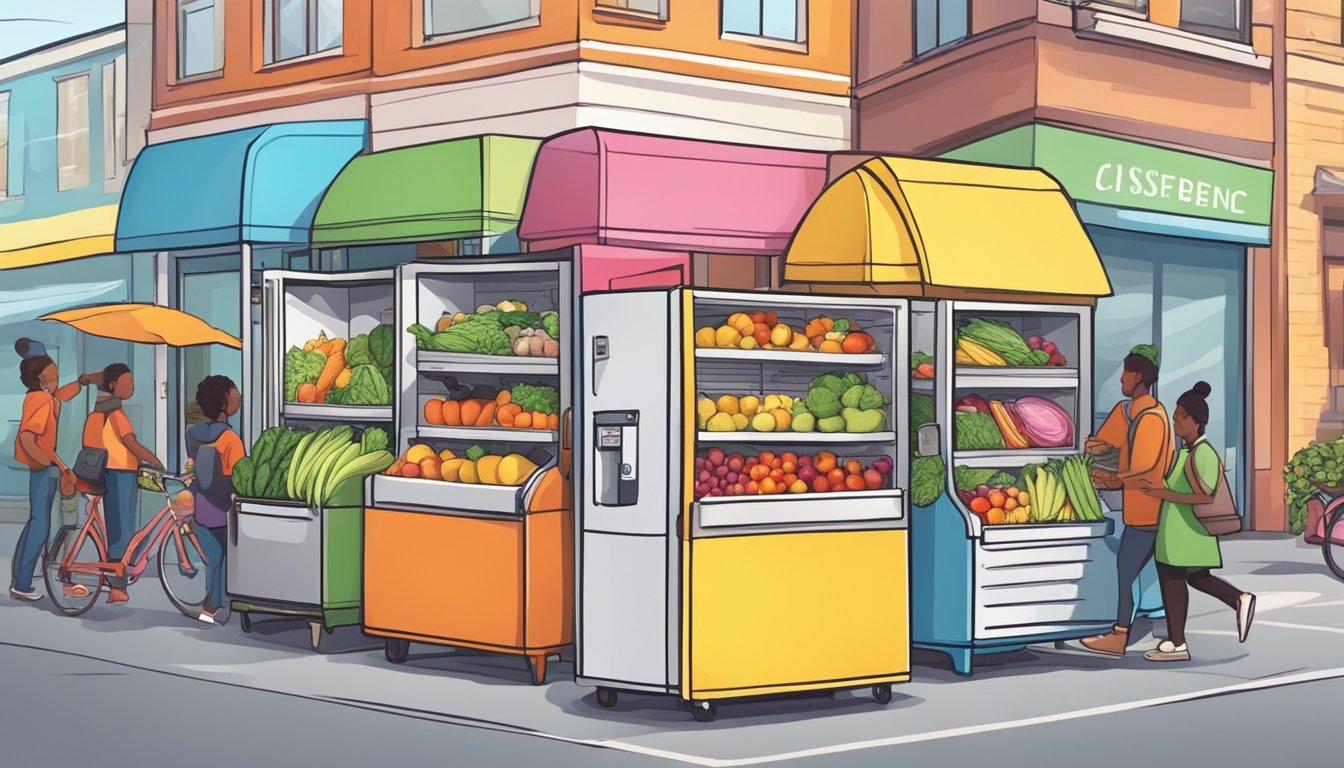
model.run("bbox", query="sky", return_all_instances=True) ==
[0,0,124,62]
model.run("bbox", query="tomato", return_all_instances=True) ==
[827,468,847,486]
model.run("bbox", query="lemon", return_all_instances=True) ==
[695,327,716,348]
[762,395,782,412]
[706,413,736,432]
[739,337,758,350]
[697,397,717,427]
[715,325,741,348]
[732,413,750,431]
[751,412,777,433]
[739,396,761,417]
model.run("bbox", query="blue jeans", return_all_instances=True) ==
[197,525,227,611]
[11,467,59,592]
[103,469,138,589]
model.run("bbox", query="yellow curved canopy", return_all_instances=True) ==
[782,157,1112,297]
[39,303,242,349]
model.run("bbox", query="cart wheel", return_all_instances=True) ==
[384,638,410,664]
[309,622,322,651]
[872,684,893,705]
[596,687,618,708]
[239,612,252,633]
[691,700,717,723]
[527,654,549,685]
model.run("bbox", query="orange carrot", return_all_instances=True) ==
[476,402,497,427]
[496,403,523,427]
[297,383,317,403]
[496,390,511,406]
[548,413,559,431]
[315,351,345,394]
[442,399,461,426]
[460,399,483,426]
[532,411,549,430]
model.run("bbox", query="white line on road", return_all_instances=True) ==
[1257,620,1344,635]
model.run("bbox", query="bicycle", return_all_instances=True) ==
[1316,488,1344,581]
[42,466,217,619]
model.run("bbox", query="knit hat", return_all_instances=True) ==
[1129,344,1160,369]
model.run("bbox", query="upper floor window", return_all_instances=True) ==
[915,0,969,56]
[423,0,539,42]
[57,74,90,192]
[0,92,9,199]
[595,0,667,20]
[265,0,343,65]
[721,0,807,44]
[177,0,223,79]
[102,55,127,186]
[1179,0,1247,42]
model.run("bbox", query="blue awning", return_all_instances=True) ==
[115,120,367,252]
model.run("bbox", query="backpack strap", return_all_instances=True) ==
[1123,401,1171,475]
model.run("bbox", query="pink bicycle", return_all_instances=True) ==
[42,469,214,618]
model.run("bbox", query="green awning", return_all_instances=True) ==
[311,135,540,246]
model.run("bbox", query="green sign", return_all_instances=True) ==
[941,125,1273,227]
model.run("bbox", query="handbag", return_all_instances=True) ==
[71,446,108,491]
[1183,442,1242,536]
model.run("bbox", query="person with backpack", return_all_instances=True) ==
[184,375,243,625]
[1079,344,1176,657]
[1140,381,1256,662]
[9,339,102,602]
[80,363,163,604]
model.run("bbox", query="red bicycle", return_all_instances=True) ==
[42,469,214,618]
[1307,484,1344,581]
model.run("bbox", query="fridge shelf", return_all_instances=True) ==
[282,403,394,422]
[697,431,897,444]
[695,348,886,367]
[912,378,935,393]
[417,350,560,376]
[371,474,522,516]
[694,489,904,529]
[980,519,1112,545]
[954,367,1079,388]
[954,448,1076,467]
[418,426,559,443]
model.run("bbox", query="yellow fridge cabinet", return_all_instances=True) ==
[576,287,910,721]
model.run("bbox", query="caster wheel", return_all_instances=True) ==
[596,687,618,708]
[239,612,252,633]
[872,684,892,705]
[384,638,410,664]
[691,700,717,723]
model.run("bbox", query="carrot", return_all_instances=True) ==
[424,399,444,425]
[548,413,559,431]
[496,403,523,427]
[496,390,511,406]
[321,338,347,357]
[297,383,317,403]
[476,402,497,427]
[514,412,533,429]
[532,411,549,430]
[460,399,483,426]
[442,399,461,426]
[315,350,345,394]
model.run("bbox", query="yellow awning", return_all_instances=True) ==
[0,205,119,270]
[782,157,1112,297]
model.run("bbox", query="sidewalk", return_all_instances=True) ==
[3,524,1343,766]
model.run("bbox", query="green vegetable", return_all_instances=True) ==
[1285,438,1344,535]
[910,394,935,453]
[233,456,255,497]
[810,373,848,398]
[841,372,865,390]
[435,317,512,355]
[804,387,841,419]
[540,311,559,341]
[911,351,935,370]
[253,461,273,501]
[495,311,540,329]
[510,383,560,415]
[407,324,434,349]
[841,384,887,411]
[792,412,816,433]
[1015,464,1042,492]
[842,407,887,434]
[329,365,390,406]
[960,318,1035,366]
[346,334,373,368]
[953,465,1015,492]
[911,456,946,507]
[955,412,1006,451]
[324,450,395,503]
[284,347,325,401]
[369,324,395,368]
[818,415,846,433]
[360,427,390,455]
[466,445,487,462]
[792,399,811,417]
[831,318,851,334]
[379,364,394,395]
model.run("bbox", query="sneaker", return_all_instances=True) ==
[1144,640,1190,662]
[1237,593,1257,643]
[9,586,42,602]
[63,584,91,599]
[1080,625,1129,657]
[107,588,129,604]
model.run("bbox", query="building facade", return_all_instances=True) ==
[853,0,1283,530]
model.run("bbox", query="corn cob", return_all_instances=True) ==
[958,338,1008,366]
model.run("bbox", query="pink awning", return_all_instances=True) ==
[518,129,827,256]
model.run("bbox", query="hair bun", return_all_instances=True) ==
[1192,381,1212,398]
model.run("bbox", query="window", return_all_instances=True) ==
[177,0,223,79]
[915,0,969,56]
[596,0,667,19]
[721,0,807,43]
[57,74,90,192]
[423,0,539,41]
[0,92,8,199]
[265,0,343,64]
[1179,0,1247,42]
[101,56,127,184]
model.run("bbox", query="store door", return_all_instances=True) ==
[167,254,242,467]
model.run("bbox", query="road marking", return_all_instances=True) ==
[1250,591,1320,612]
[1257,620,1344,635]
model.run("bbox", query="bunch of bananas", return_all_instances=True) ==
[954,338,1007,366]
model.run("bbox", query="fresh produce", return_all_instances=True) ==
[954,395,990,415]
[954,411,1006,451]
[954,317,1067,367]
[1026,334,1068,366]
[387,442,539,487]
[253,426,397,507]
[960,483,1031,526]
[989,400,1031,450]
[911,455,946,507]
[233,427,306,501]
[954,338,1007,366]
[911,350,935,379]
[1058,455,1104,521]
[1013,396,1074,448]
[284,325,395,405]
[540,311,560,341]
[910,393,935,453]
[693,311,877,355]
[409,301,556,358]
[509,382,560,415]
[327,364,391,406]
[1284,438,1344,535]
[692,449,894,500]
[953,465,1016,493]
[285,348,326,402]
[423,385,562,431]
[697,393,797,433]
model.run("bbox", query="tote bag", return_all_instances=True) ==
[1183,443,1242,536]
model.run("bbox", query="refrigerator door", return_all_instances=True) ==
[228,501,322,607]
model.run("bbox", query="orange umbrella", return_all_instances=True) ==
[39,303,242,349]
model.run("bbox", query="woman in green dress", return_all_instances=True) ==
[1139,381,1256,662]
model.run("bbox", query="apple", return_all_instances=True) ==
[707,448,726,466]
[1028,336,1043,349]
[710,487,723,496]
[769,468,785,482]
[812,476,831,493]
[715,465,730,478]
[977,484,990,498]
[827,468,847,486]
[1043,341,1058,354]
[733,483,746,496]
[727,455,745,472]
[798,455,813,467]
[799,465,819,484]
[746,480,760,495]
[725,471,739,484]
[789,479,808,494]
[863,469,883,490]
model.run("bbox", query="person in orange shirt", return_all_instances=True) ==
[1080,344,1176,657]
[10,339,102,602]
[83,363,163,604]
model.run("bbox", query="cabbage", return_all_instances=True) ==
[1013,396,1073,448]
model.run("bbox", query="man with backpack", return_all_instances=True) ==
[185,375,244,625]
[1080,344,1176,657]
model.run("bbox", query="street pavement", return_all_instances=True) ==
[2,525,1342,767]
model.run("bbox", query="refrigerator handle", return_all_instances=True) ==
[229,503,239,546]
[560,407,573,479]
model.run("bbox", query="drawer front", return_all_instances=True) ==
[974,538,1117,641]
[228,510,322,606]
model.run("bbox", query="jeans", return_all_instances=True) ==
[1115,525,1158,628]
[11,467,59,592]
[197,525,227,611]
[103,469,138,589]
[1157,562,1242,646]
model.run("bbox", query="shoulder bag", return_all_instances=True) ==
[1183,442,1242,536]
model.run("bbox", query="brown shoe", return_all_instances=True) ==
[1080,625,1129,657]
[107,588,129,604]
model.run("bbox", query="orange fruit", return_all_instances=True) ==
[789,479,809,494]
[844,474,867,491]
[987,490,1007,509]
[970,497,991,514]
[815,452,837,473]
[1006,486,1020,498]
[845,460,863,476]
[987,509,1006,525]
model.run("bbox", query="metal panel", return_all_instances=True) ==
[578,531,672,689]
[228,502,322,606]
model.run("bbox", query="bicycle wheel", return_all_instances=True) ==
[43,525,104,616]
[1324,504,1344,581]
[159,524,210,620]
